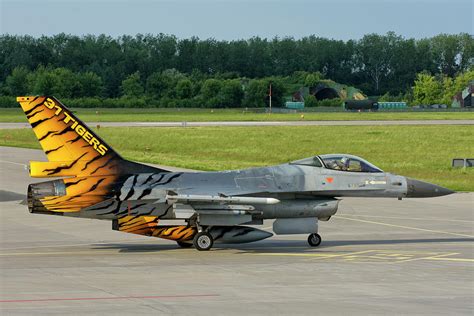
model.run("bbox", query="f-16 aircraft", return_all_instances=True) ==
[17,96,454,250]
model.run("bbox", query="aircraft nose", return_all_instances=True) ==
[405,178,454,198]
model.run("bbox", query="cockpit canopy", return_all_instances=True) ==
[291,154,383,173]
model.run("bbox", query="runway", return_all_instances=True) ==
[1,119,474,129]
[1,147,473,315]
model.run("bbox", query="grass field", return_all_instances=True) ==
[1,107,474,122]
[1,125,473,191]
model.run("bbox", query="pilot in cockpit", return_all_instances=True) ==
[337,157,349,171]
[327,157,349,171]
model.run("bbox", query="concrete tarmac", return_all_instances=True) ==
[1,119,474,129]
[1,147,473,315]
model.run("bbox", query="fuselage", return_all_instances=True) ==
[28,159,430,221]
[28,153,453,223]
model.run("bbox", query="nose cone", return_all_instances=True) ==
[406,178,454,198]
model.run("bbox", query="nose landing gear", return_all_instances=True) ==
[307,233,322,247]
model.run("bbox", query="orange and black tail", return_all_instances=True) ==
[17,96,164,178]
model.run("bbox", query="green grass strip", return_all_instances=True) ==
[1,125,473,191]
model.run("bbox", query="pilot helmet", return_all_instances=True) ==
[328,160,337,168]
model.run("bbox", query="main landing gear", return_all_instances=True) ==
[176,231,214,251]
[307,233,322,247]
[193,231,214,251]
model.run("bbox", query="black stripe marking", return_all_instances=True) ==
[232,227,254,237]
[157,205,173,219]
[41,195,63,202]
[86,178,106,193]
[149,174,165,185]
[38,130,56,141]
[141,207,157,216]
[90,199,116,211]
[174,226,186,234]
[28,96,40,104]
[24,103,42,115]
[118,216,141,227]
[26,108,44,119]
[213,226,234,240]
[67,135,82,144]
[38,126,71,142]
[143,174,155,185]
[115,203,137,216]
[65,178,87,188]
[161,226,180,236]
[31,114,55,128]
[51,126,73,137]
[81,154,102,171]
[114,194,122,215]
[137,188,152,200]
[123,175,139,201]
[44,152,87,175]
[90,155,117,175]
[96,204,121,216]
[45,145,64,155]
[45,195,78,205]
[152,173,182,187]
[121,222,153,231]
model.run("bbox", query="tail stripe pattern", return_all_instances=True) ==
[116,216,197,241]
[18,96,123,213]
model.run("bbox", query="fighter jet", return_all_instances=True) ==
[17,96,454,250]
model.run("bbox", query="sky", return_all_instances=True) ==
[1,0,472,40]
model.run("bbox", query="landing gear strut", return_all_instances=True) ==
[307,233,322,247]
[193,231,214,251]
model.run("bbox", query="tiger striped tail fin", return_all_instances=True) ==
[17,96,165,177]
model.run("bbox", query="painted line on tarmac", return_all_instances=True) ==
[0,160,28,168]
[425,257,474,262]
[254,250,474,263]
[339,214,473,223]
[334,216,474,238]
[393,252,460,263]
[388,252,474,264]
[252,249,374,259]
[0,293,219,304]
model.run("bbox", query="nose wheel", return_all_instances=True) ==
[193,231,214,251]
[307,233,322,247]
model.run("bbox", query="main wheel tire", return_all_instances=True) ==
[193,232,214,251]
[176,241,193,248]
[307,233,322,247]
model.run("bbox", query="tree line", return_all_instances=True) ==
[0,32,472,107]
[2,65,292,108]
[412,70,473,106]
